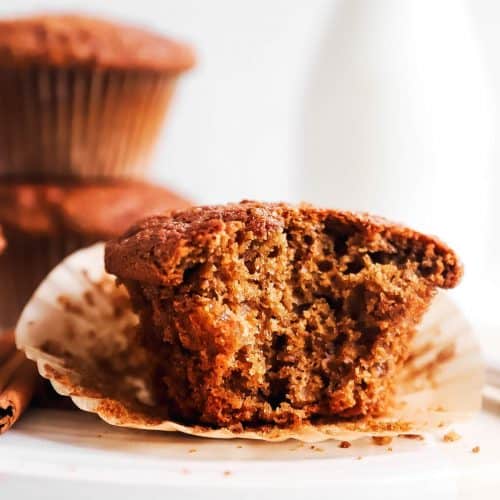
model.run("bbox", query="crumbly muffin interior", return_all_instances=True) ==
[122,209,452,428]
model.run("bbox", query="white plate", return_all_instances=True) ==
[1,404,499,500]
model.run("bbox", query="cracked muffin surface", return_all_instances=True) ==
[105,201,462,428]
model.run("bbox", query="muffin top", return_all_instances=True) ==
[105,200,463,290]
[0,14,195,72]
[0,180,191,239]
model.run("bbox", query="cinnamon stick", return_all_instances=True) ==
[0,331,38,434]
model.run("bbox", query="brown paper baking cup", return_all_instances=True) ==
[0,230,90,329]
[16,244,484,442]
[0,67,176,179]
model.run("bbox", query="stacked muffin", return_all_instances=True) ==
[0,14,195,328]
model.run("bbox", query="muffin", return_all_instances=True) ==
[0,180,190,328]
[105,201,462,428]
[0,14,195,179]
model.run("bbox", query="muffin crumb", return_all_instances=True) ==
[372,436,393,446]
[443,430,461,442]
[401,434,424,441]
[472,446,480,454]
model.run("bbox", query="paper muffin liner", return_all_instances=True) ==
[0,67,176,179]
[0,230,91,329]
[16,244,484,442]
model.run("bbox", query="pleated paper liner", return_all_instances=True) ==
[0,229,91,329]
[0,67,176,179]
[16,244,483,442]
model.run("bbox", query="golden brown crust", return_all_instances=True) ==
[0,14,195,72]
[0,180,191,239]
[106,201,462,289]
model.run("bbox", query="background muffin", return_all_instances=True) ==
[0,180,190,328]
[0,14,195,179]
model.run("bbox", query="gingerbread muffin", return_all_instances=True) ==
[0,14,195,179]
[105,201,462,429]
[0,180,190,328]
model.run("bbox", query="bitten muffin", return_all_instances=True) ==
[0,180,190,328]
[0,14,195,179]
[106,201,462,429]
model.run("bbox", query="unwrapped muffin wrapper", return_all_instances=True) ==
[0,67,176,179]
[16,244,483,442]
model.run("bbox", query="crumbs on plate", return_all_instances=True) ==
[443,430,461,442]
[372,436,393,446]
[401,434,424,441]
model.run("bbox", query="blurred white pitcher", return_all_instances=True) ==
[301,0,494,286]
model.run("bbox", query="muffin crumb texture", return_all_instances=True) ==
[105,201,462,428]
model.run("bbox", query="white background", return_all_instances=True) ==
[1,0,499,324]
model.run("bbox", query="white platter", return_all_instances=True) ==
[0,403,499,500]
